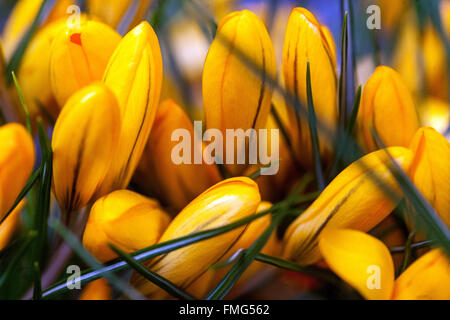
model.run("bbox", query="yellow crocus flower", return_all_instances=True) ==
[98,21,163,195]
[0,123,34,220]
[1,0,74,61]
[86,0,152,30]
[134,99,221,212]
[82,190,170,263]
[131,177,261,299]
[52,83,121,214]
[319,229,450,300]
[283,147,413,265]
[358,66,419,152]
[50,20,121,107]
[202,10,277,176]
[78,279,111,300]
[409,127,450,227]
[282,7,337,168]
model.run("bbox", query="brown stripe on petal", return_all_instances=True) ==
[251,35,266,130]
[117,59,152,188]
[292,178,363,261]
[65,119,90,214]
[293,32,303,140]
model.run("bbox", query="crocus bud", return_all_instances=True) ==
[409,127,450,227]
[52,83,120,213]
[202,10,276,176]
[17,19,67,119]
[1,0,74,61]
[98,21,163,195]
[131,177,261,299]
[87,0,152,29]
[283,147,413,265]
[0,123,35,220]
[134,99,221,212]
[319,229,394,300]
[79,279,111,300]
[282,8,337,168]
[392,249,450,300]
[50,20,121,107]
[358,66,420,152]
[0,200,25,250]
[82,190,170,263]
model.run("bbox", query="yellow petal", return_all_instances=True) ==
[131,177,261,299]
[202,10,277,176]
[319,229,394,300]
[86,0,152,29]
[282,7,337,168]
[283,147,413,265]
[134,99,221,212]
[99,21,163,194]
[82,190,170,263]
[392,249,450,300]
[0,200,25,250]
[78,279,111,300]
[0,123,34,220]
[409,127,450,227]
[50,20,121,107]
[357,66,420,152]
[52,83,121,213]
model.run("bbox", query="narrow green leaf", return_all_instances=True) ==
[0,167,41,225]
[390,240,435,254]
[306,61,325,191]
[32,261,42,300]
[338,12,348,128]
[346,85,362,135]
[398,230,416,275]
[11,71,31,133]
[109,244,195,300]
[254,253,341,286]
[206,209,287,300]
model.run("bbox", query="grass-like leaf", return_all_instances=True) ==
[206,208,288,300]
[338,11,348,128]
[109,244,195,300]
[11,71,31,133]
[0,167,41,225]
[390,240,435,254]
[306,61,325,191]
[254,253,341,286]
